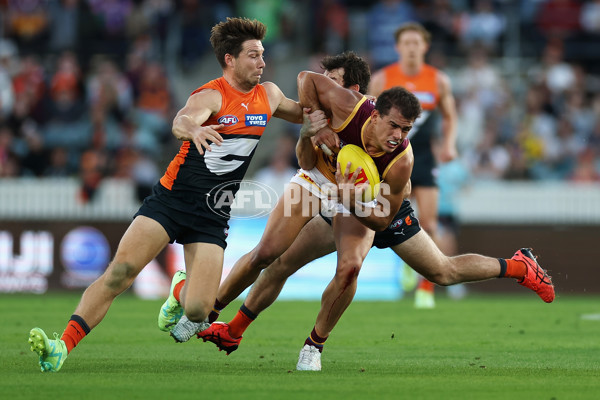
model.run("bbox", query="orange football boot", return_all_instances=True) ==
[198,322,242,355]
[512,248,555,303]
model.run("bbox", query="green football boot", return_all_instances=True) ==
[158,270,186,332]
[401,262,418,292]
[29,328,68,372]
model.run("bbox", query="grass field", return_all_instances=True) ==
[2,292,599,400]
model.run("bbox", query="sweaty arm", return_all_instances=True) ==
[437,71,458,162]
[336,150,414,231]
[171,89,223,155]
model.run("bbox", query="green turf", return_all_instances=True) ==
[2,292,599,399]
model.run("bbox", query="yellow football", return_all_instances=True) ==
[337,144,381,202]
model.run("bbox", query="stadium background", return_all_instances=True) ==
[1,0,599,299]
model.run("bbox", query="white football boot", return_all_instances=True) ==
[170,315,210,343]
[296,344,322,371]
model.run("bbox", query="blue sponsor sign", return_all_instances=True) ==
[223,218,403,300]
[245,114,267,127]
[60,227,110,286]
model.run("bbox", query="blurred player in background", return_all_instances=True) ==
[369,22,458,308]
[435,140,472,300]
[27,17,305,373]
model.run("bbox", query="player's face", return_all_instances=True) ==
[324,67,345,87]
[396,30,428,63]
[232,40,265,90]
[373,107,413,153]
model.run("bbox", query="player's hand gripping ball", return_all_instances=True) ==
[337,144,381,202]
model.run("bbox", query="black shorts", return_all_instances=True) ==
[134,182,229,249]
[320,199,421,249]
[411,150,437,188]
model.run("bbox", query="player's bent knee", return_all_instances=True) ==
[103,261,138,294]
[335,259,362,285]
[184,302,211,322]
[426,271,450,286]
[426,264,459,286]
[252,244,281,270]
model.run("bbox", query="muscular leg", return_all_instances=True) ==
[244,216,336,314]
[391,230,501,286]
[179,243,224,322]
[314,214,374,337]
[74,216,170,328]
[216,183,320,304]
[28,216,169,371]
[392,231,555,304]
[197,216,336,349]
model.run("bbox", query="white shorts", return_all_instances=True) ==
[289,168,375,217]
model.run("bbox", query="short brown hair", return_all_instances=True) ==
[376,87,422,122]
[394,22,431,45]
[210,17,267,68]
[321,51,371,94]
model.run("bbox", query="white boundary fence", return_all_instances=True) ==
[1,178,599,224]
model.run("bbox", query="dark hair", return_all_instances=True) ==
[321,51,371,94]
[394,22,431,45]
[210,17,267,68]
[376,87,422,122]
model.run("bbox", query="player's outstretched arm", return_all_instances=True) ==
[263,81,303,123]
[171,89,224,155]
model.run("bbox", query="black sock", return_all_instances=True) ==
[498,258,507,278]
[239,303,257,320]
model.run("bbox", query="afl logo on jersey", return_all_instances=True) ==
[218,115,239,126]
[389,218,404,229]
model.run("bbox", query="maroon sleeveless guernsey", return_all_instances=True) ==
[313,97,411,183]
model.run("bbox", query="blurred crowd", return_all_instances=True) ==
[0,0,599,204]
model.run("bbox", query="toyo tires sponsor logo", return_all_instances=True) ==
[208,180,278,219]
[245,114,267,126]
